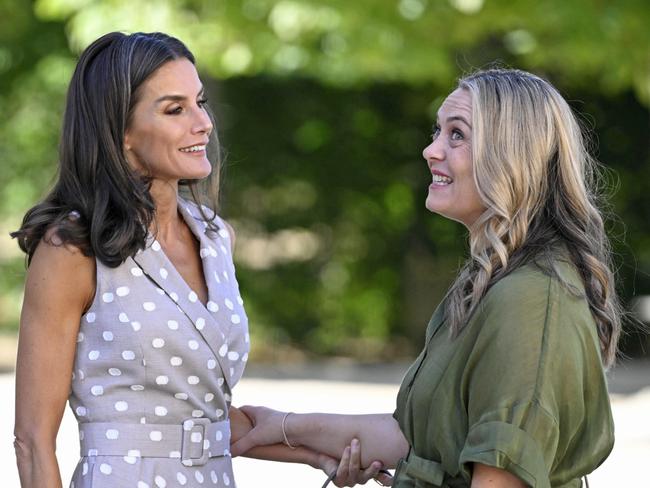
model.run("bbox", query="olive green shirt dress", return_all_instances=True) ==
[393,260,614,488]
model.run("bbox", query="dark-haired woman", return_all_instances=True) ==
[232,69,621,488]
[12,32,377,488]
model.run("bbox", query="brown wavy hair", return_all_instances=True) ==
[11,31,221,267]
[444,68,621,367]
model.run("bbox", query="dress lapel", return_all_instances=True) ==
[131,201,237,390]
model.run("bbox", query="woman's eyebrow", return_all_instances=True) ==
[445,115,471,128]
[154,87,205,104]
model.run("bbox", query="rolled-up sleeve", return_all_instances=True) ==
[459,402,559,488]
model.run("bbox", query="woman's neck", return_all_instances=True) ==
[149,180,183,242]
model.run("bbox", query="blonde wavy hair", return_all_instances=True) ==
[445,68,621,367]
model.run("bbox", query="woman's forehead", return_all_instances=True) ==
[437,89,471,121]
[139,58,202,100]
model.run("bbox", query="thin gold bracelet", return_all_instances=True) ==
[282,411,297,449]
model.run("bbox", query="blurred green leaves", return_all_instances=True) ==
[1,1,648,358]
[26,0,650,101]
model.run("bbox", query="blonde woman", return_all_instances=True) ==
[231,69,621,488]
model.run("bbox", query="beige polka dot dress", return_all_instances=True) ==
[69,198,249,488]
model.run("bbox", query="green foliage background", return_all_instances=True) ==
[1,0,648,359]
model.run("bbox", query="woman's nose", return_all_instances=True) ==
[192,107,213,135]
[422,139,443,164]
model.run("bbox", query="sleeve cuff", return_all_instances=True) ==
[458,421,551,488]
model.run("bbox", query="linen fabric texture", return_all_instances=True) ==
[392,258,614,488]
[68,198,249,488]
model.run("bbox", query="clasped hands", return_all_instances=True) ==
[230,406,393,487]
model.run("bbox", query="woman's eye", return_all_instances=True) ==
[167,106,183,115]
[198,98,208,107]
[431,126,441,139]
[451,129,464,140]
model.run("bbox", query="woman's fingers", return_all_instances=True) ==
[230,434,255,457]
[231,405,288,456]
[238,405,263,424]
[374,470,394,486]
[229,406,254,444]
[334,446,351,485]
[358,461,383,484]
[332,439,385,486]
[350,439,389,485]
[349,438,361,475]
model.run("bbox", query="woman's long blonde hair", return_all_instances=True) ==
[445,68,621,367]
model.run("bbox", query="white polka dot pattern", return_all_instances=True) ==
[116,286,130,297]
[105,429,119,439]
[114,401,128,412]
[68,199,246,488]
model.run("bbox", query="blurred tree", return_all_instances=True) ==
[30,0,650,102]
[0,0,70,330]
[1,0,648,358]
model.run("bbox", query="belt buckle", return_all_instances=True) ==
[181,417,211,466]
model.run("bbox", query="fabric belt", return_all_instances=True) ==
[397,450,466,488]
[79,418,230,467]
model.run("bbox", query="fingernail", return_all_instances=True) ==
[352,438,359,446]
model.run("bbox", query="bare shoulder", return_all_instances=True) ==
[35,227,94,271]
[26,229,96,314]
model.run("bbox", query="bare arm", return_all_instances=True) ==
[286,412,407,468]
[14,237,95,488]
[230,406,334,469]
[230,407,389,486]
[471,464,527,488]
[231,406,409,469]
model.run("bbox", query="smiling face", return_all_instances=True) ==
[422,88,485,228]
[124,58,213,184]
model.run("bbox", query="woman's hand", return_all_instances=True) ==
[229,406,254,445]
[231,406,289,456]
[327,439,393,487]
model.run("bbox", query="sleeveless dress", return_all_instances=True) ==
[68,198,249,488]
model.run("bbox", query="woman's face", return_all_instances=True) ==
[124,58,213,182]
[422,88,485,228]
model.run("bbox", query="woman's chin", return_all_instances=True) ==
[182,162,212,180]
[425,195,446,215]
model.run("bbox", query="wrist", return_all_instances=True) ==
[306,450,322,469]
[282,412,299,449]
